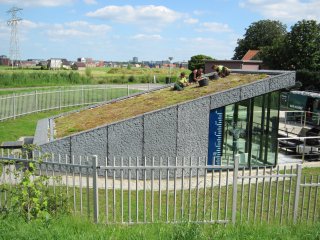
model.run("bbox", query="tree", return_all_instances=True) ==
[233,20,287,60]
[188,54,213,71]
[260,36,288,70]
[285,20,320,71]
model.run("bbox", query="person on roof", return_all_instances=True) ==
[173,72,189,91]
[212,65,231,78]
[188,69,198,84]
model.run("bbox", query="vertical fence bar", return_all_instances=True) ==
[181,157,185,220]
[253,167,259,223]
[128,157,131,223]
[188,157,192,222]
[79,156,83,215]
[274,166,280,220]
[232,156,239,225]
[217,167,222,221]
[151,157,154,223]
[35,90,38,112]
[173,157,177,222]
[13,93,16,119]
[202,159,207,222]
[287,166,294,221]
[301,176,306,220]
[105,157,109,224]
[280,166,286,224]
[120,157,124,223]
[260,167,266,223]
[159,157,162,220]
[113,157,116,223]
[59,88,62,110]
[267,167,273,223]
[210,159,215,222]
[166,157,169,223]
[92,155,99,223]
[224,157,230,222]
[307,176,313,221]
[195,157,200,222]
[313,176,319,222]
[143,157,147,223]
[136,157,139,223]
[240,167,245,222]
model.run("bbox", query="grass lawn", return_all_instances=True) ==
[0,107,80,145]
[55,73,267,138]
[0,214,319,240]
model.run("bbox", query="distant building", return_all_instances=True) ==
[0,55,10,66]
[72,62,86,70]
[62,59,71,69]
[133,57,138,63]
[20,60,37,68]
[48,58,63,70]
[204,50,263,73]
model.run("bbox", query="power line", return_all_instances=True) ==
[7,6,23,68]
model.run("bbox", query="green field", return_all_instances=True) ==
[0,67,187,87]
[0,107,80,145]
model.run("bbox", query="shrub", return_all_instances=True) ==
[0,145,70,222]
[128,75,135,83]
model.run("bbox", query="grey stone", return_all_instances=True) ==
[240,79,269,100]
[144,106,178,161]
[210,88,241,109]
[70,127,107,167]
[269,72,296,91]
[107,116,143,162]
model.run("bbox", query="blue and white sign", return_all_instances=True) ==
[208,107,224,165]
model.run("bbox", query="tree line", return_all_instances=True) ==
[188,19,320,91]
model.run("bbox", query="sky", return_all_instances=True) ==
[0,0,319,62]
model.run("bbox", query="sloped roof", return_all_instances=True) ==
[242,50,260,61]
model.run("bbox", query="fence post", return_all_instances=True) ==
[92,155,99,223]
[127,84,129,96]
[13,93,16,119]
[232,155,239,225]
[59,88,62,110]
[35,90,38,112]
[293,164,302,224]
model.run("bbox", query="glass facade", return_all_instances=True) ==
[210,91,280,167]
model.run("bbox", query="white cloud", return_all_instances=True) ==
[83,0,97,5]
[46,21,111,40]
[20,20,45,29]
[193,10,206,16]
[86,5,181,25]
[240,0,320,22]
[198,22,233,32]
[0,0,74,7]
[184,18,199,24]
[131,34,163,40]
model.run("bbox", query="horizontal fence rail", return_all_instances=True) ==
[0,154,319,225]
[0,85,146,121]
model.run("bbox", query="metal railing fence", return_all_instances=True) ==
[279,110,320,129]
[278,136,320,162]
[0,85,144,121]
[0,154,319,225]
